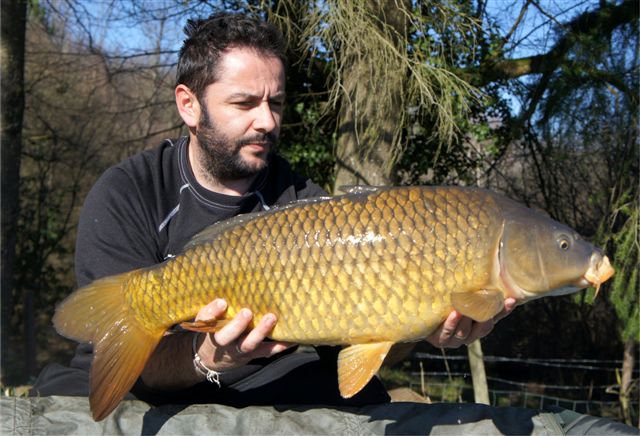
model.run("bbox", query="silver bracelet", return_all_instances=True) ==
[192,332,223,387]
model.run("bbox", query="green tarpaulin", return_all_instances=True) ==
[2,396,636,435]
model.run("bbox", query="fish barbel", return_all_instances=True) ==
[53,186,614,420]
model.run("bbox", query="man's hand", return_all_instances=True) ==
[140,298,293,390]
[426,297,517,348]
[194,299,294,373]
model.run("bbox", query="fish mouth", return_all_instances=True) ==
[582,255,614,298]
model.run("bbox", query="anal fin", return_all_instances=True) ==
[338,342,394,398]
[451,289,504,322]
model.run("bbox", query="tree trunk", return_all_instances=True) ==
[334,116,395,189]
[333,0,409,192]
[467,339,490,405]
[1,0,27,385]
[620,339,636,426]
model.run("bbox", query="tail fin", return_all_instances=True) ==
[53,271,164,421]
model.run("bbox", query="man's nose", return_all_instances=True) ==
[253,102,278,132]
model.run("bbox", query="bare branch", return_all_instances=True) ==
[463,0,638,85]
[501,0,532,48]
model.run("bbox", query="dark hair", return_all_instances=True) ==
[176,13,287,100]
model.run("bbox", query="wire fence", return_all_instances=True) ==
[400,352,640,422]
[414,352,640,373]
[406,380,630,417]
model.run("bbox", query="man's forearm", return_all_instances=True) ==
[140,332,203,390]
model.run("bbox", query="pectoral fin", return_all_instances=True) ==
[451,289,504,322]
[337,342,394,398]
[180,318,229,333]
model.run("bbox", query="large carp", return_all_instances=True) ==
[54,186,614,420]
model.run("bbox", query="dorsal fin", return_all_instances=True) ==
[182,196,334,251]
[183,213,262,251]
[338,185,384,195]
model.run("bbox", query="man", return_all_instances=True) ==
[32,12,514,408]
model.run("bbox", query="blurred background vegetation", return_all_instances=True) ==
[1,0,638,426]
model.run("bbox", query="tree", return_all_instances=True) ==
[7,2,182,381]
[475,1,638,422]
[1,0,28,385]
[598,196,639,426]
[271,0,478,190]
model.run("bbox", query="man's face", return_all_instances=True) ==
[195,47,285,181]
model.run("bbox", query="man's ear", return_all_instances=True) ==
[175,84,200,128]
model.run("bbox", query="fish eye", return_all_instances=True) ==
[558,237,571,251]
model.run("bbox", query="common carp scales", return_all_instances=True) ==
[53,186,614,420]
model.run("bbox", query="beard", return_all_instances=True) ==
[195,105,277,181]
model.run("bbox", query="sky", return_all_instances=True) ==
[72,0,603,58]
[483,0,599,58]
[54,0,606,116]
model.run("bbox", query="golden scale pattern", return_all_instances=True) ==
[128,187,501,341]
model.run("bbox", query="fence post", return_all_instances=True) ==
[467,339,490,405]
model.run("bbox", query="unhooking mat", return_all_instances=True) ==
[2,396,637,435]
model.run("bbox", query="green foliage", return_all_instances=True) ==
[529,12,639,350]
[598,194,640,342]
[428,377,468,403]
[396,81,512,185]
[378,366,468,403]
[279,101,335,191]
[270,0,479,171]
[378,364,414,390]
[391,0,514,186]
